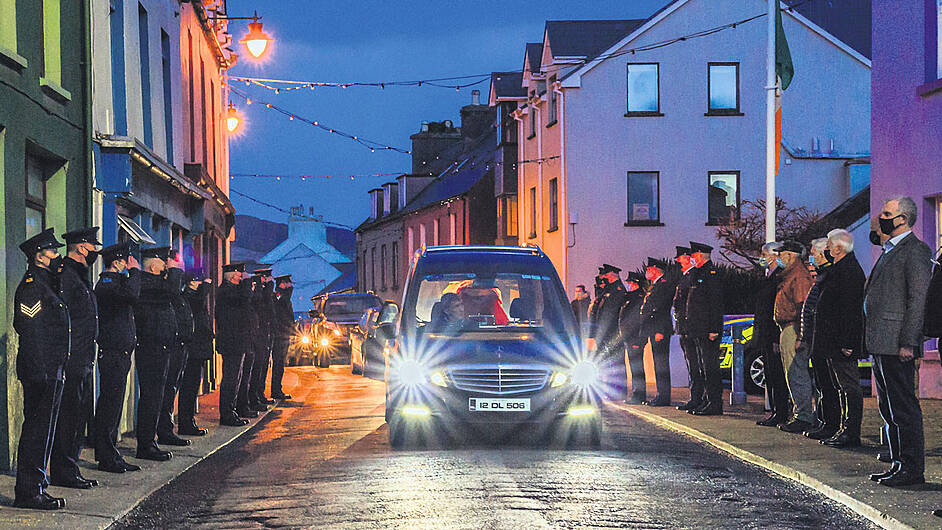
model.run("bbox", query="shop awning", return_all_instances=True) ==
[117,215,157,245]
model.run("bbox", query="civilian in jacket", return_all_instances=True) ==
[817,229,866,448]
[618,272,646,403]
[588,264,629,400]
[672,246,702,411]
[865,197,932,487]
[178,269,213,435]
[93,244,142,474]
[773,240,815,432]
[271,275,295,400]
[215,263,252,426]
[571,285,591,337]
[51,228,101,490]
[638,258,675,406]
[755,242,791,427]
[156,253,193,447]
[686,242,725,416]
[12,229,69,510]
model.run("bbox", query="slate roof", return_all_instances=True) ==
[490,71,526,99]
[544,20,646,59]
[784,0,871,59]
[525,42,543,73]
[798,184,870,242]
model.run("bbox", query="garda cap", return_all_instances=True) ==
[598,263,622,275]
[19,228,64,257]
[141,246,171,260]
[62,227,102,246]
[222,262,245,273]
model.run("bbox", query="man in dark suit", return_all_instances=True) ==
[865,196,932,487]
[672,246,702,411]
[271,275,295,400]
[755,242,791,426]
[178,268,213,435]
[638,258,675,406]
[686,242,725,416]
[571,285,591,336]
[216,263,252,426]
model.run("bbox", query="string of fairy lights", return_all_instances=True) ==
[229,73,492,93]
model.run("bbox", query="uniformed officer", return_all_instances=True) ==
[93,243,143,473]
[270,275,295,400]
[638,258,676,406]
[50,227,101,490]
[133,246,176,461]
[12,229,69,510]
[156,250,193,447]
[588,264,629,400]
[216,263,251,426]
[236,271,264,418]
[673,246,703,411]
[686,241,725,416]
[177,268,213,436]
[250,266,276,406]
[618,272,646,403]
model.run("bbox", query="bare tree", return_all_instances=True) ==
[714,198,821,269]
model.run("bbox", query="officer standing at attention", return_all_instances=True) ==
[50,228,101,490]
[587,264,629,400]
[270,275,295,400]
[236,271,263,418]
[638,258,675,406]
[12,229,70,510]
[177,268,213,436]
[156,250,193,447]
[93,243,143,474]
[250,266,276,406]
[618,272,647,403]
[673,246,703,411]
[133,247,176,461]
[216,263,251,426]
[685,242,725,416]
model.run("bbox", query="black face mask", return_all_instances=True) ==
[823,250,835,264]
[47,255,63,272]
[85,250,100,265]
[879,214,903,236]
[869,230,882,246]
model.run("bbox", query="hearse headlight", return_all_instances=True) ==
[398,359,426,386]
[570,360,600,387]
[550,372,569,387]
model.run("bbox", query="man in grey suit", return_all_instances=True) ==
[865,196,932,488]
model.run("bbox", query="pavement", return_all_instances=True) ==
[0,369,307,530]
[612,384,942,530]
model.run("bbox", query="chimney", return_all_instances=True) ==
[472,89,480,105]
[410,120,461,174]
[460,99,494,141]
[397,173,435,209]
[382,182,399,215]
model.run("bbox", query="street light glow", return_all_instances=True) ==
[226,104,241,133]
[240,21,272,59]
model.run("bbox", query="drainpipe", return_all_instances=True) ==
[535,98,543,249]
[557,85,569,291]
[82,0,94,226]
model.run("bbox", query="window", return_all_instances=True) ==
[499,106,517,144]
[527,92,536,139]
[381,244,387,289]
[419,223,427,247]
[391,241,399,288]
[708,63,740,115]
[548,178,559,231]
[626,63,660,116]
[371,247,376,291]
[110,0,127,134]
[708,171,740,225]
[407,227,414,259]
[433,218,440,246]
[161,30,174,164]
[626,172,660,225]
[199,59,207,166]
[138,3,152,147]
[39,0,69,99]
[529,186,537,238]
[547,76,558,125]
[25,155,48,239]
[503,195,518,238]
[187,31,195,161]
[0,0,25,68]
[361,251,367,291]
[210,81,217,177]
[449,212,457,244]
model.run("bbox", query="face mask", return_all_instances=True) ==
[823,250,835,264]
[879,214,902,236]
[869,230,882,246]
[809,255,817,267]
[776,258,785,269]
[758,257,769,268]
[85,250,100,265]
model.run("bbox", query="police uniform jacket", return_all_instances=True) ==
[672,270,695,335]
[617,289,645,344]
[273,287,295,341]
[215,280,253,357]
[134,271,178,348]
[588,279,629,351]
[95,268,141,352]
[255,282,274,338]
[685,262,724,337]
[14,265,70,382]
[639,277,675,337]
[60,257,98,372]
[184,283,214,360]
[166,268,194,344]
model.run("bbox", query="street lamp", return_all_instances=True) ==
[210,10,273,60]
[226,103,241,133]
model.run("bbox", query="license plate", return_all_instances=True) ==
[468,398,530,412]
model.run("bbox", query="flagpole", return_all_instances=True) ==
[765,0,777,243]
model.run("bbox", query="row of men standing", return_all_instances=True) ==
[11,227,295,510]
[579,242,724,415]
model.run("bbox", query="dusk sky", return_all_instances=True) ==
[225,0,667,228]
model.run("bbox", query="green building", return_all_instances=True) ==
[0,0,92,469]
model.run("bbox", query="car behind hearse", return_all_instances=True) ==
[383,246,602,449]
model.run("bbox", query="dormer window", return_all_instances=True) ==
[547,76,558,126]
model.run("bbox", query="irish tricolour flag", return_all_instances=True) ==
[774,4,794,175]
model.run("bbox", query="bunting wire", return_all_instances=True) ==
[228,188,356,229]
[231,172,401,181]
[231,73,491,93]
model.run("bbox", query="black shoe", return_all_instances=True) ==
[136,448,173,461]
[179,424,208,436]
[804,427,838,440]
[49,476,96,489]
[870,462,901,482]
[778,419,813,434]
[41,492,66,509]
[257,396,276,405]
[645,397,671,407]
[220,415,250,426]
[157,433,192,446]
[98,461,127,473]
[677,400,701,411]
[879,468,925,488]
[625,395,645,405]
[692,403,723,416]
[237,407,259,418]
[250,401,270,412]
[13,494,63,510]
[932,509,942,518]
[756,414,785,427]
[877,452,892,463]
[272,393,292,400]
[122,461,142,472]
[822,432,861,448]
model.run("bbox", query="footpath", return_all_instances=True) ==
[0,369,308,529]
[610,386,942,530]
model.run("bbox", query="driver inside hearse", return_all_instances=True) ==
[430,279,510,332]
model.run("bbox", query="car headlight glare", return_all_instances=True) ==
[333,329,342,336]
[300,335,310,345]
[550,372,568,387]
[398,359,426,386]
[319,337,330,347]
[570,360,600,387]
[429,371,447,387]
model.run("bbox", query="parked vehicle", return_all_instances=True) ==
[311,292,382,367]
[350,301,399,378]
[384,245,601,449]
[286,317,316,366]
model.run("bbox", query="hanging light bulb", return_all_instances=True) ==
[240,12,272,59]
[226,103,241,133]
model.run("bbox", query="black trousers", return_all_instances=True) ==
[250,332,272,400]
[626,338,646,399]
[50,366,93,481]
[220,353,245,418]
[271,338,288,396]
[237,342,256,409]
[600,343,628,401]
[693,336,723,404]
[94,349,132,465]
[178,356,207,423]
[828,356,863,437]
[135,344,170,450]
[15,376,64,499]
[648,333,671,400]
[810,349,840,429]
[763,342,791,418]
[873,354,924,473]
[679,334,704,405]
[157,342,188,437]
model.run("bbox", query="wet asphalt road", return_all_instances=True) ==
[115,366,875,529]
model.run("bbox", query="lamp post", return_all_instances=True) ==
[210,10,272,59]
[225,103,241,133]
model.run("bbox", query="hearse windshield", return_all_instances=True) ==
[324,295,381,316]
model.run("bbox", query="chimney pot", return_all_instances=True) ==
[472,89,480,105]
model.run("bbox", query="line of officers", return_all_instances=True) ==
[10,227,296,510]
[581,241,725,415]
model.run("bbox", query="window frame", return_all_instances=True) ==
[527,94,536,140]
[503,195,518,238]
[706,170,742,225]
[25,155,48,237]
[380,244,387,290]
[528,187,537,239]
[370,247,376,291]
[625,171,663,226]
[706,62,743,116]
[625,63,663,117]
[546,76,558,127]
[547,178,559,232]
[391,241,399,289]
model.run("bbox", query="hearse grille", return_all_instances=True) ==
[448,366,549,395]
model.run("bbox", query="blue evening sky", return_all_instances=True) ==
[225,0,667,228]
